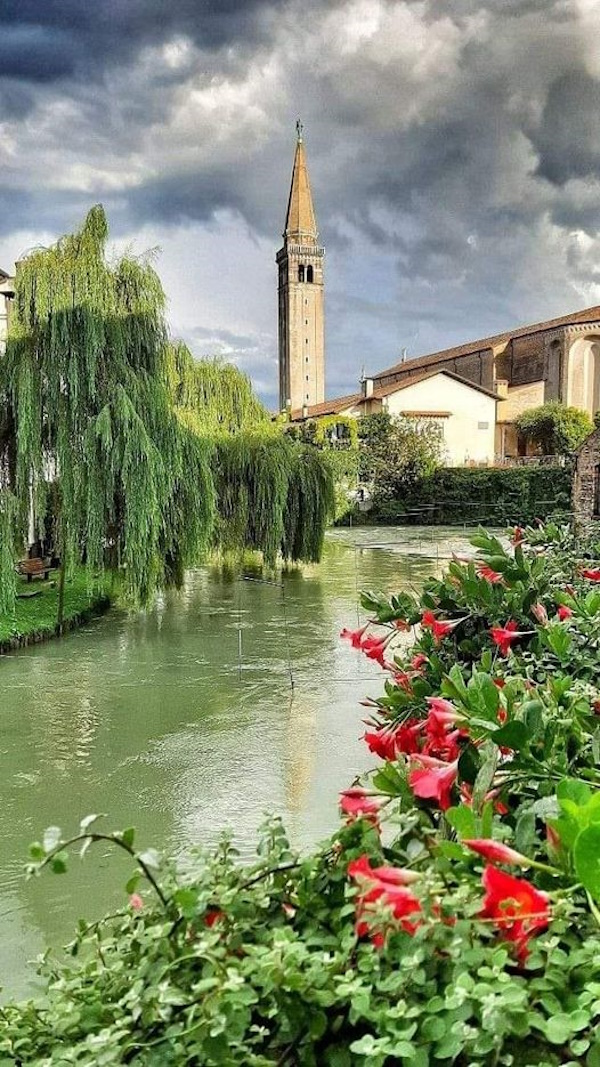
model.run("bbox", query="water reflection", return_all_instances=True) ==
[0,525,475,997]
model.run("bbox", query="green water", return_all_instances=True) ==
[0,526,474,998]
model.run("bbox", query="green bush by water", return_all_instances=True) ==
[355,464,573,526]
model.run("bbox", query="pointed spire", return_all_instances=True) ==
[284,121,318,243]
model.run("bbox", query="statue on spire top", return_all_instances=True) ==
[296,119,303,142]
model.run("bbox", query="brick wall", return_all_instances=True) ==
[572,428,600,522]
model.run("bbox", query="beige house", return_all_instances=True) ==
[289,369,499,466]
[369,304,600,459]
[0,269,14,355]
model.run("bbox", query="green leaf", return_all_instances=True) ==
[445,805,477,839]
[125,873,141,895]
[120,827,135,849]
[493,721,530,751]
[50,852,68,875]
[28,842,44,861]
[574,825,600,901]
[472,748,497,811]
[557,779,592,808]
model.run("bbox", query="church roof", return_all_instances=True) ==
[284,127,318,242]
[373,304,600,383]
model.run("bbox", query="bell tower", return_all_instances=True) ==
[277,121,325,413]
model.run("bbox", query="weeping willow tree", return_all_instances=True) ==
[166,342,270,437]
[0,205,214,624]
[215,434,334,566]
[0,205,335,623]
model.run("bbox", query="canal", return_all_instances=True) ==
[0,525,474,998]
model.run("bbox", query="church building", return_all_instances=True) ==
[277,123,325,414]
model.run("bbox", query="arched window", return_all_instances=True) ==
[306,265,314,283]
[298,265,305,282]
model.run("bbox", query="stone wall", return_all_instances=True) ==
[572,427,600,522]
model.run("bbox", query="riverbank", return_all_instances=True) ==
[0,569,112,654]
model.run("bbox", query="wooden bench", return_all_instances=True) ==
[16,558,54,583]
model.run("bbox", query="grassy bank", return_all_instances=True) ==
[0,569,112,653]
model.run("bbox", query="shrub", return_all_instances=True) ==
[354,463,573,526]
[7,521,600,1064]
[515,402,593,456]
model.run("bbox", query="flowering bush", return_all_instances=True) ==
[6,522,600,1064]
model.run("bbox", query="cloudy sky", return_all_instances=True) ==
[1,0,600,407]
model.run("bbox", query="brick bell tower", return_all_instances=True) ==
[277,121,325,413]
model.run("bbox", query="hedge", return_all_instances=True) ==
[357,464,573,526]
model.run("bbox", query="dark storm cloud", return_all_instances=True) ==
[533,71,600,185]
[1,0,600,398]
[0,0,291,83]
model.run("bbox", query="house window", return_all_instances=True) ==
[306,393,309,400]
[305,356,309,363]
[306,375,309,381]
[306,265,314,283]
[478,421,489,430]
[298,265,305,282]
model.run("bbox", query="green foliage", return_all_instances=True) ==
[0,567,111,645]
[360,463,573,525]
[285,415,360,521]
[515,401,593,456]
[0,206,335,616]
[166,342,270,437]
[357,412,442,508]
[9,524,600,1063]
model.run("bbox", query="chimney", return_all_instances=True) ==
[362,377,374,398]
[495,379,509,399]
[401,347,408,363]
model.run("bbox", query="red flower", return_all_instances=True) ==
[340,787,381,826]
[557,605,573,620]
[582,568,600,582]
[511,527,524,546]
[411,653,428,671]
[204,908,226,928]
[490,620,529,656]
[364,720,422,760]
[478,564,503,584]
[408,755,459,810]
[393,618,410,632]
[348,855,422,945]
[129,893,144,912]
[463,839,530,867]
[361,633,393,666]
[421,610,464,644]
[480,865,550,963]
[340,624,369,648]
[493,677,506,689]
[348,854,420,886]
[391,670,414,694]
[531,602,548,625]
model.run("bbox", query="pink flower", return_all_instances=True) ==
[478,564,503,584]
[490,620,529,656]
[531,602,548,625]
[426,696,460,719]
[340,624,369,649]
[557,605,573,621]
[461,783,508,815]
[463,839,531,867]
[582,568,600,582]
[393,618,410,632]
[129,893,144,912]
[347,854,420,886]
[408,755,459,810]
[339,787,381,826]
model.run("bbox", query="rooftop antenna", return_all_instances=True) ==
[359,363,366,383]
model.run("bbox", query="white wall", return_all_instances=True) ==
[385,373,496,465]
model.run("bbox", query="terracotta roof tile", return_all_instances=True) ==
[373,304,600,381]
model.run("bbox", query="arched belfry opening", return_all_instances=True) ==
[276,122,325,413]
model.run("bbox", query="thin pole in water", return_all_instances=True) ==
[280,581,295,692]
